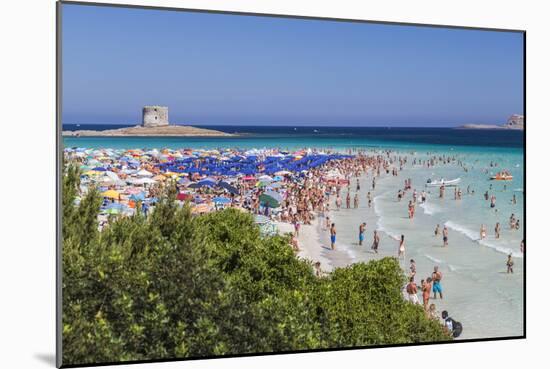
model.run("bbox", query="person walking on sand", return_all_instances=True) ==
[346,192,351,209]
[406,277,420,305]
[372,230,380,253]
[330,223,336,250]
[359,222,366,246]
[443,226,449,246]
[506,254,514,274]
[432,266,443,299]
[354,193,359,209]
[398,234,406,260]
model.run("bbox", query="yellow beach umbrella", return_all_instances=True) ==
[102,189,120,199]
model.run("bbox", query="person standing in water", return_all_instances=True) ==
[506,254,514,274]
[434,224,440,236]
[520,239,525,253]
[330,223,336,250]
[480,224,487,240]
[367,191,372,208]
[359,222,366,246]
[398,234,406,260]
[409,259,417,278]
[354,193,359,209]
[422,278,432,311]
[443,226,449,247]
[372,230,380,253]
[432,266,443,299]
[495,222,501,239]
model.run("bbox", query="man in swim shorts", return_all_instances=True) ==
[330,223,336,250]
[432,266,443,299]
[359,222,366,246]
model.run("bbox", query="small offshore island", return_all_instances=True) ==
[458,114,524,130]
[62,106,234,137]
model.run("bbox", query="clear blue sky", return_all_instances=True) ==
[62,3,524,127]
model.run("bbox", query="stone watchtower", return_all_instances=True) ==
[142,106,169,127]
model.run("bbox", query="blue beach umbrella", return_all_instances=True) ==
[213,197,231,204]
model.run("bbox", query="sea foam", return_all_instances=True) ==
[419,202,440,215]
[444,220,523,258]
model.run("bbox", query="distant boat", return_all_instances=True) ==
[426,178,461,187]
[313,129,319,133]
[490,171,513,181]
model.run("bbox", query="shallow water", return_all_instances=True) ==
[327,150,524,340]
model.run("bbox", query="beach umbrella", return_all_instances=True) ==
[213,197,231,204]
[136,169,153,177]
[177,192,193,201]
[132,177,156,185]
[130,192,146,202]
[218,181,239,195]
[197,178,216,187]
[101,189,120,199]
[275,170,291,176]
[259,191,282,208]
[104,208,120,215]
[258,175,273,182]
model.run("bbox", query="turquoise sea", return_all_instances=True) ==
[63,126,525,339]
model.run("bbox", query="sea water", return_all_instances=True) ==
[63,126,524,339]
[323,146,524,340]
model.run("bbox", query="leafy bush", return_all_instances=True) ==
[61,165,450,365]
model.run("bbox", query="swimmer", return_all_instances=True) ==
[442,226,449,247]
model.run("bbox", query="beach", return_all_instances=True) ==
[63,128,524,341]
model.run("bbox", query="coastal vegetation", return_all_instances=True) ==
[62,164,450,366]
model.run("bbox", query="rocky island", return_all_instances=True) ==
[458,114,524,130]
[62,106,234,137]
